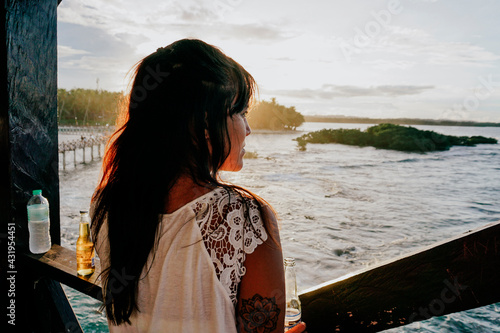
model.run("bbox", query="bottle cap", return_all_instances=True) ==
[80,210,89,214]
[284,257,296,266]
[33,189,42,196]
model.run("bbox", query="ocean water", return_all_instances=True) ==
[59,123,500,332]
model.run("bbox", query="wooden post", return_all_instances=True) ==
[33,278,84,333]
[82,139,86,163]
[1,0,61,331]
[62,150,66,171]
[2,0,60,249]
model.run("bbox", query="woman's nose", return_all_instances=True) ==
[245,118,251,136]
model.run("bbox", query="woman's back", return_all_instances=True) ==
[96,187,268,332]
[91,39,301,332]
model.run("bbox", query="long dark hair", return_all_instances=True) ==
[91,39,268,325]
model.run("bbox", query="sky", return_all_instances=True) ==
[57,0,500,121]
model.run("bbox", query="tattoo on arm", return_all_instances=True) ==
[239,294,280,333]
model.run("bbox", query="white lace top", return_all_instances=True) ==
[96,187,268,333]
[193,187,267,305]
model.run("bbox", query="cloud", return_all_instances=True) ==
[269,56,295,61]
[58,0,296,46]
[58,45,90,58]
[172,1,223,22]
[222,23,296,41]
[55,0,500,121]
[265,84,435,100]
[58,54,134,92]
[57,22,142,91]
[339,26,500,68]
[362,59,416,70]
[58,22,137,57]
[385,27,500,67]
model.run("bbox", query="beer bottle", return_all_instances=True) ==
[76,210,95,276]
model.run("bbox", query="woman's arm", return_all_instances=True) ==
[236,205,285,333]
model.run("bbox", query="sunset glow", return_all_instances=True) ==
[57,0,500,121]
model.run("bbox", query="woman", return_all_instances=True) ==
[92,39,306,332]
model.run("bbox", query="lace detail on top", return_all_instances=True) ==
[192,188,268,306]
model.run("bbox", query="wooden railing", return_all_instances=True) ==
[23,244,102,299]
[300,221,500,332]
[22,222,500,332]
[21,245,103,333]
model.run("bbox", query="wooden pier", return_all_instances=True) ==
[58,126,111,136]
[59,134,109,170]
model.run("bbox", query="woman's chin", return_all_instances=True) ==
[220,162,243,172]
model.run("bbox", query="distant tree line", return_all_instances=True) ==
[304,115,500,127]
[57,88,123,126]
[57,90,305,131]
[248,98,304,130]
[295,123,498,152]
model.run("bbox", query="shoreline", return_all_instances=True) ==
[304,116,500,128]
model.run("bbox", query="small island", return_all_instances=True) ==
[295,123,498,152]
[248,98,304,131]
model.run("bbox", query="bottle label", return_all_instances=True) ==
[27,205,49,221]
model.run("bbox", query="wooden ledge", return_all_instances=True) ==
[20,223,500,332]
[22,244,103,301]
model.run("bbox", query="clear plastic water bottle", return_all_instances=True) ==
[284,257,302,331]
[27,189,51,254]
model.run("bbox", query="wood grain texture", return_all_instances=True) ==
[23,244,103,301]
[6,0,60,249]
